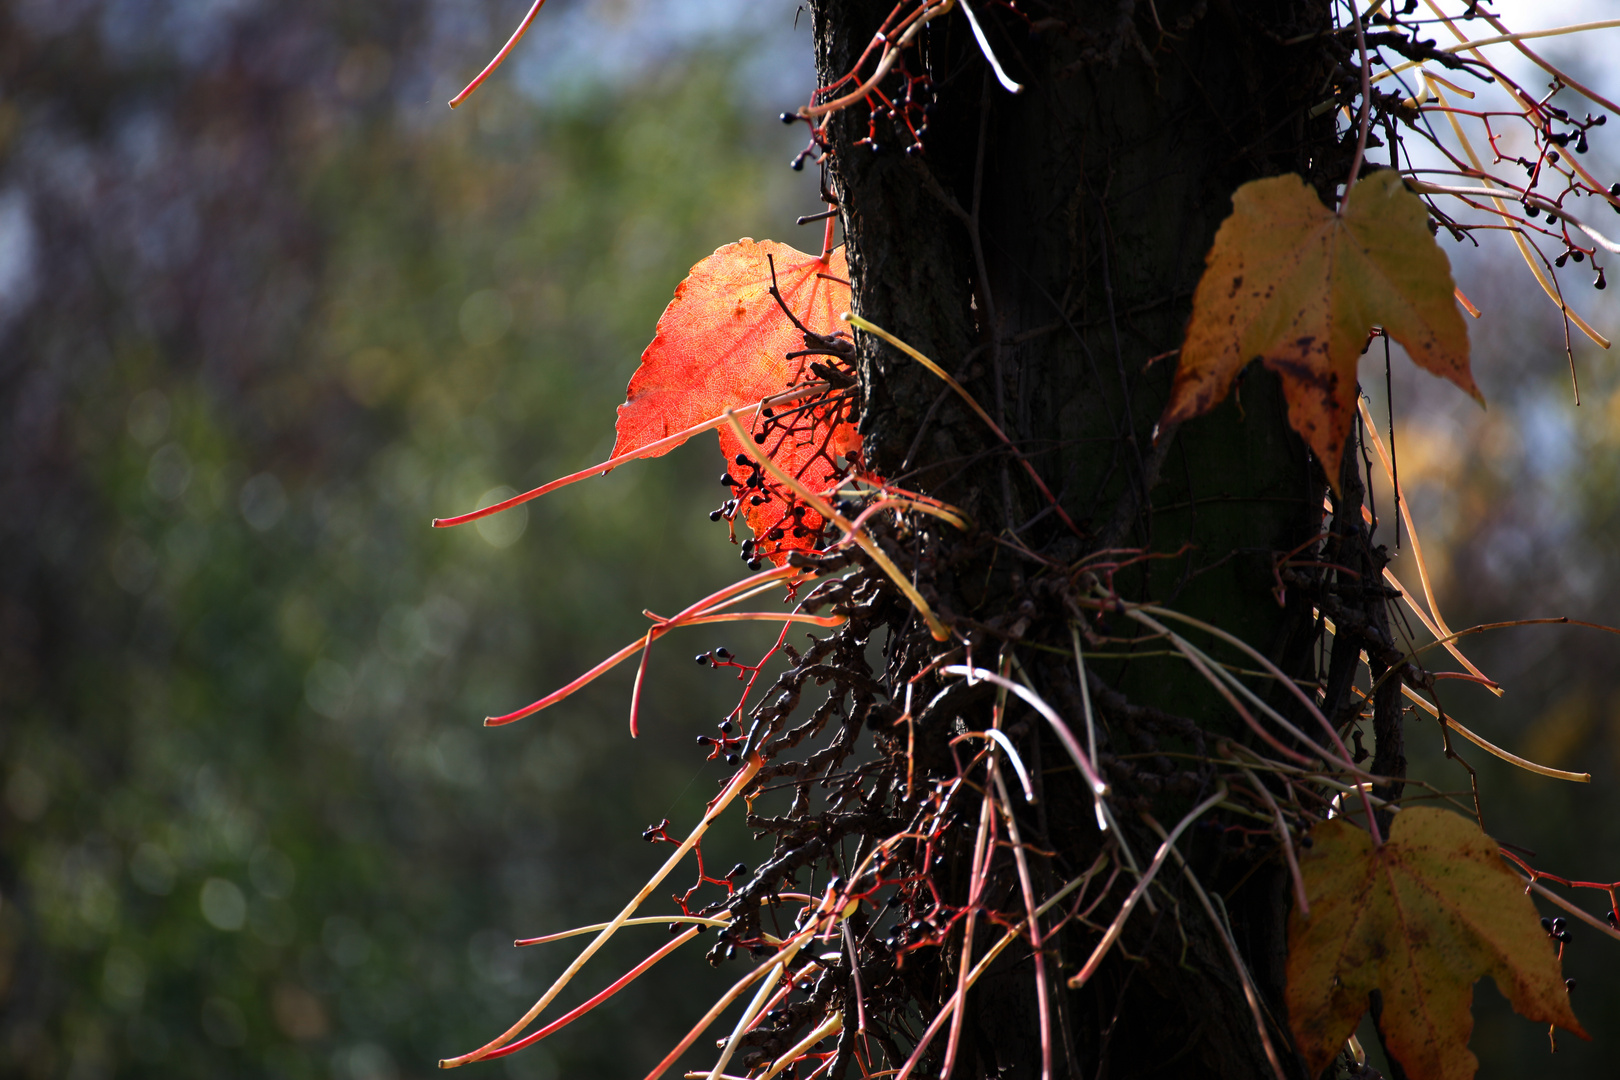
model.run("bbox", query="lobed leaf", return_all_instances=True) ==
[1164,171,1479,485]
[1287,808,1585,1080]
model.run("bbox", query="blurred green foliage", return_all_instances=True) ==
[0,3,820,1076]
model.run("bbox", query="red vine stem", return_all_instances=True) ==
[448,0,549,109]
[1500,848,1620,919]
[476,926,702,1061]
[432,386,830,529]
[442,756,763,1068]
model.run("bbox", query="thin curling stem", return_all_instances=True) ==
[476,925,702,1061]
[1066,786,1228,990]
[941,666,1109,812]
[440,756,761,1068]
[449,0,549,109]
[1342,0,1372,211]
[843,312,1085,539]
[1144,813,1289,1080]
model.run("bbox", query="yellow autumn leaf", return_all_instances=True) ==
[1163,171,1479,485]
[1287,808,1585,1080]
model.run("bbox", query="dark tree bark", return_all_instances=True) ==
[807,2,1352,1077]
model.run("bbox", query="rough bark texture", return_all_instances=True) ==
[808,2,1348,1077]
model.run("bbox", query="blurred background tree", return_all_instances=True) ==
[0,2,824,1076]
[1,1,1618,1078]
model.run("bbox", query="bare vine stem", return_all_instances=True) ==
[1343,0,1373,210]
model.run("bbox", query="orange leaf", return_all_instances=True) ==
[1287,808,1585,1080]
[1163,171,1479,486]
[613,239,859,564]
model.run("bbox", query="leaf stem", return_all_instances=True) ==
[448,0,549,109]
[1343,0,1372,212]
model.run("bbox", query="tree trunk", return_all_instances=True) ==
[809,2,1346,1076]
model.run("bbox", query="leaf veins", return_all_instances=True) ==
[1163,171,1479,485]
[1287,808,1585,1080]
[613,238,859,563]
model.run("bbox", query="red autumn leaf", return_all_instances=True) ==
[613,238,860,564]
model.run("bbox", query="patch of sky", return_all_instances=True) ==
[411,0,814,118]
[0,187,39,339]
